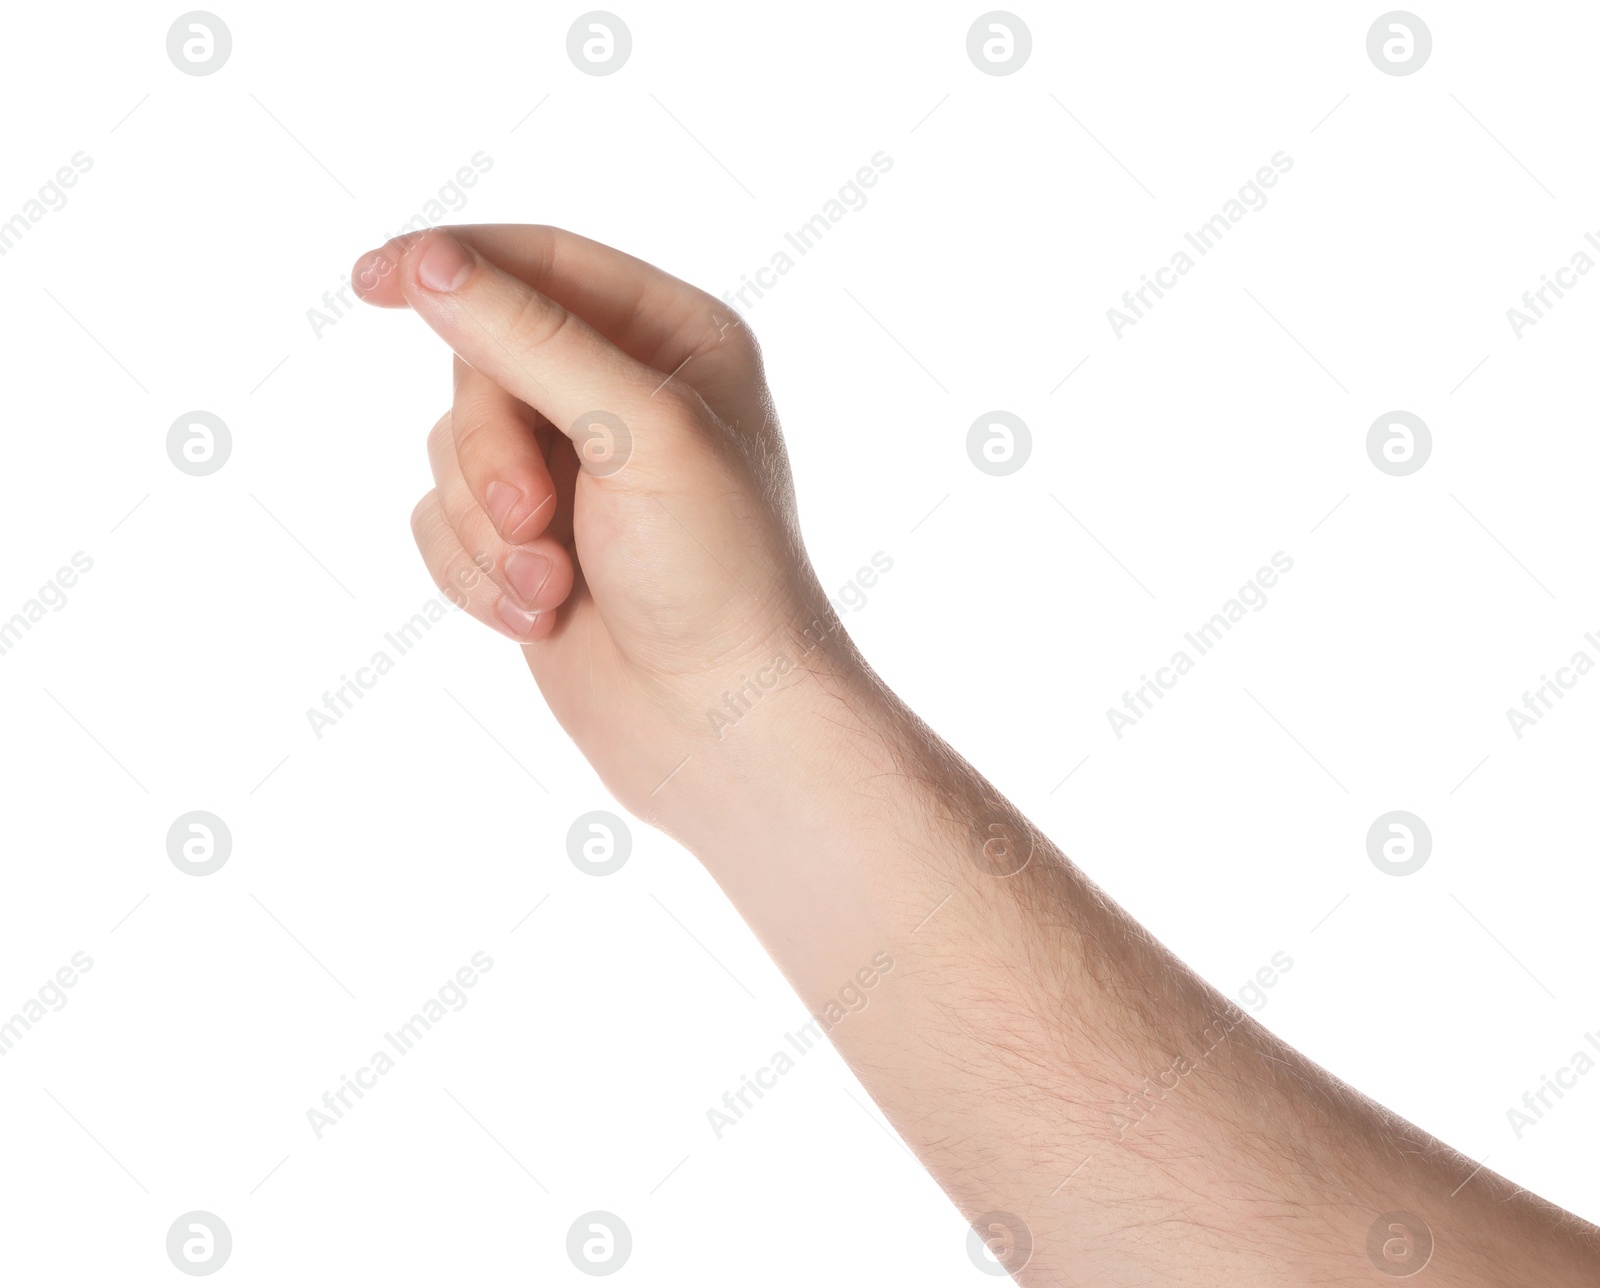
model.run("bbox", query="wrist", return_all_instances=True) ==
[648,627,903,862]
[647,640,954,1013]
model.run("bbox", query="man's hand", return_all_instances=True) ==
[353,226,841,822]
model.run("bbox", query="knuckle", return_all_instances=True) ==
[437,556,473,608]
[425,411,452,458]
[698,290,760,358]
[410,490,441,539]
[443,547,493,608]
[503,290,574,355]
[655,379,709,427]
[450,400,488,466]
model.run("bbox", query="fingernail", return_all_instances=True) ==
[505,492,556,544]
[416,232,473,292]
[495,598,541,639]
[484,481,523,534]
[504,550,552,602]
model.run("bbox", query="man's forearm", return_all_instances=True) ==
[656,655,1600,1285]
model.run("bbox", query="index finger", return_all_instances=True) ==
[352,223,746,373]
[375,228,696,468]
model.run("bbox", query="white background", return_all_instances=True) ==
[2,0,1597,1281]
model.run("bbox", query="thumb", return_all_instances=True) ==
[367,228,705,485]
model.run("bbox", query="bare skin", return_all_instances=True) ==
[352,225,1600,1285]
